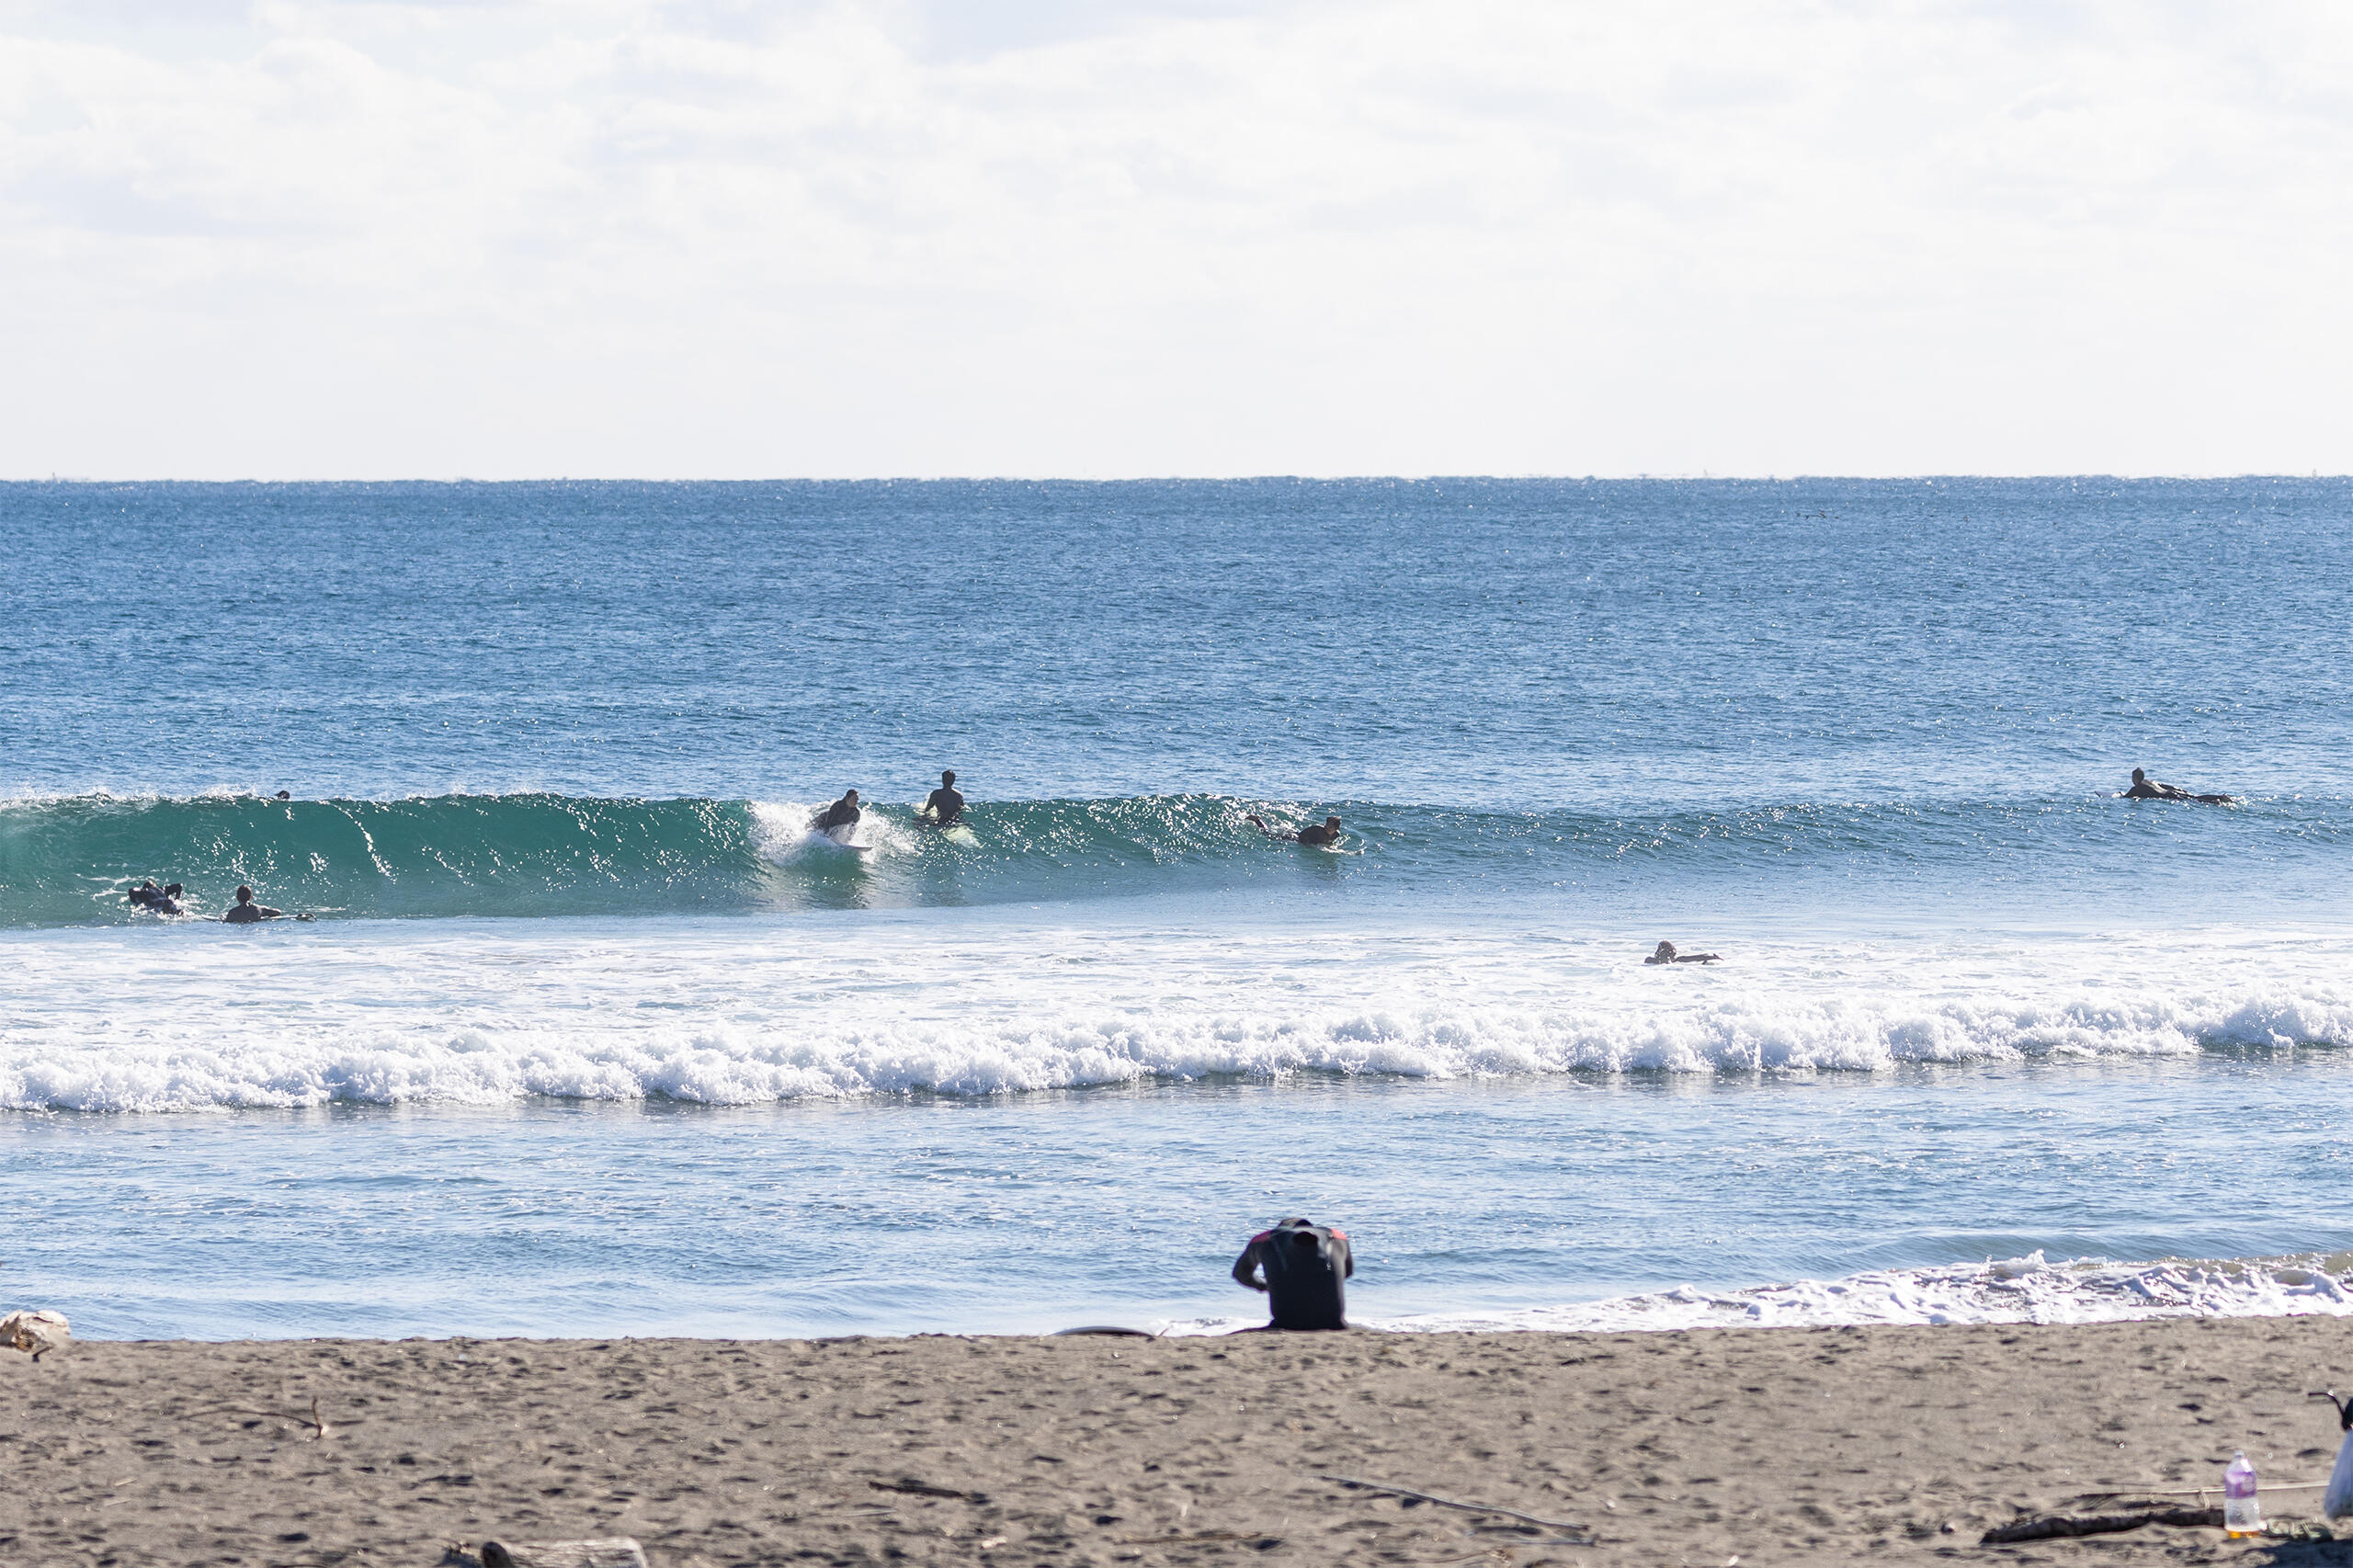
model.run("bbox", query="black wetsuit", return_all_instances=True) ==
[2127,780,2232,804]
[923,787,965,824]
[1296,824,1341,846]
[223,901,282,924]
[1233,1220,1353,1331]
[812,800,860,832]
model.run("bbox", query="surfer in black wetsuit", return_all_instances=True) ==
[812,790,861,833]
[921,770,965,825]
[2123,767,2234,804]
[222,885,284,924]
[126,880,186,915]
[1232,1217,1353,1331]
[1645,941,1720,964]
[1247,813,1345,846]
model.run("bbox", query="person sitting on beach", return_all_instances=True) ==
[1645,940,1721,965]
[1247,813,1345,846]
[1233,1217,1353,1331]
[2122,767,2234,804]
[811,790,861,833]
[222,885,284,924]
[920,770,965,825]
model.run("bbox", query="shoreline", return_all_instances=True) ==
[10,1318,2353,1564]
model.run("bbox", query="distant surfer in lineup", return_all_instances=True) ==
[811,790,862,833]
[919,770,964,825]
[2121,767,2235,804]
[1247,812,1346,847]
[222,886,285,924]
[1645,940,1721,965]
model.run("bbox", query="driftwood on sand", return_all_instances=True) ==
[1983,1506,2224,1543]
[0,1310,72,1358]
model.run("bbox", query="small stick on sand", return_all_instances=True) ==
[1313,1473,1591,1536]
[196,1396,335,1438]
[869,1478,990,1504]
[2069,1481,2325,1502]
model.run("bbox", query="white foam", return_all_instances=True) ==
[1390,1252,2353,1333]
[3,919,2351,1112]
[749,800,916,863]
[1144,1253,2353,1337]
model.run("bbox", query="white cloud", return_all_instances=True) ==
[1,0,2348,476]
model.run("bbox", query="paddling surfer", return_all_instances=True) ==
[811,790,862,833]
[920,770,965,825]
[1645,941,1721,965]
[1248,812,1345,847]
[1232,1217,1353,1331]
[126,880,186,915]
[2123,767,2234,804]
[222,885,284,924]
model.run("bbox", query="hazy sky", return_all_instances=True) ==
[3,0,2349,478]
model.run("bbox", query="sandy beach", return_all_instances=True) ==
[9,1316,2353,1565]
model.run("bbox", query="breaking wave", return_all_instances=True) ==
[2,787,2347,926]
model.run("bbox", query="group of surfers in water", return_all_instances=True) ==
[121,767,2236,940]
[808,770,1353,847]
[122,881,295,922]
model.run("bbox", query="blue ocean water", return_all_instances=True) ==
[5,478,2353,1336]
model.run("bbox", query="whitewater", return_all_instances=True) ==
[5,915,2351,1113]
[6,476,2352,1339]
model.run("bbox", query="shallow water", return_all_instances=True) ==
[7,1055,2352,1340]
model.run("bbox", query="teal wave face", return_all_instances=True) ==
[0,791,1343,925]
[0,794,770,925]
[3,790,2348,926]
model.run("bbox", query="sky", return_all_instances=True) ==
[2,0,2350,479]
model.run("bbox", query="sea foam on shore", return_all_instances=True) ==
[1332,1253,2353,1335]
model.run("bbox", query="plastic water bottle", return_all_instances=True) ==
[2224,1449,2261,1538]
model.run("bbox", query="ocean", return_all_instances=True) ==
[5,477,2352,1339]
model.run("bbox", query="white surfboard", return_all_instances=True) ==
[803,825,875,858]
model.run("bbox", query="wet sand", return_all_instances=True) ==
[7,1316,2353,1565]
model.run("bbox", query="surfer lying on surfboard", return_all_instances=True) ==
[1247,812,1345,847]
[1645,940,1721,965]
[2120,767,2236,804]
[812,790,862,835]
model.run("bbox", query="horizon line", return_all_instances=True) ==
[6,472,2349,486]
